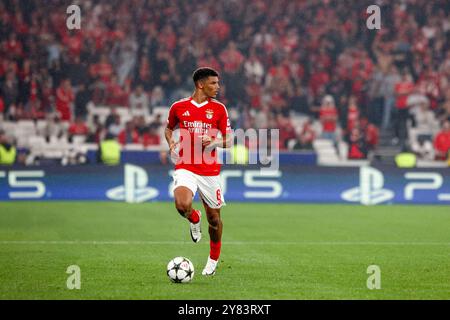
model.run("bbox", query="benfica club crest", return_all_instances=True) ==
[205,109,214,119]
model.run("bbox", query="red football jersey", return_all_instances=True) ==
[167,97,232,176]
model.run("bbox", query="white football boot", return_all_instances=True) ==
[189,210,202,243]
[202,256,218,276]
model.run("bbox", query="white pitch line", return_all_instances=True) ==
[0,240,449,246]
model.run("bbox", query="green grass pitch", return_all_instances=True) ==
[0,202,449,299]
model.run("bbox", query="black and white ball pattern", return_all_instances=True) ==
[167,257,194,283]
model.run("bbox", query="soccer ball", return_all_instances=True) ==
[167,257,194,283]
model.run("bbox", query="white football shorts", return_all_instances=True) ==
[172,169,226,209]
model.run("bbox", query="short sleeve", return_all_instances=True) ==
[166,104,179,130]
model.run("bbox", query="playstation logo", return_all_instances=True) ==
[341,166,394,205]
[106,164,159,203]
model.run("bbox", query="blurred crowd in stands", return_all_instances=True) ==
[0,0,449,162]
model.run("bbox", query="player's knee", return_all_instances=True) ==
[175,200,191,217]
[207,214,221,229]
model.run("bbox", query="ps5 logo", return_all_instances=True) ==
[106,164,159,203]
[167,169,283,199]
[0,170,46,199]
[341,166,394,205]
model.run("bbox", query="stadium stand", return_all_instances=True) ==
[0,0,449,166]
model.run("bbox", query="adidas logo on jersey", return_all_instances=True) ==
[182,111,190,117]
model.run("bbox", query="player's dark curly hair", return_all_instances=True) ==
[192,67,219,84]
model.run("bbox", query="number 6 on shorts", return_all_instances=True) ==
[216,189,222,206]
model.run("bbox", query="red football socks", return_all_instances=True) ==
[188,209,200,224]
[210,240,221,261]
